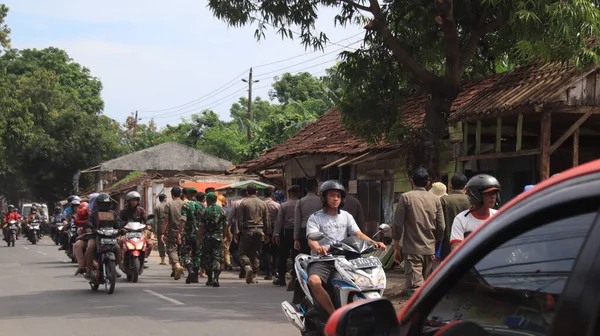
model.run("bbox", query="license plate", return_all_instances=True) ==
[350,257,382,269]
[8,225,16,230]
[101,238,117,245]
[126,232,142,239]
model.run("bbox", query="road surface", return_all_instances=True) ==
[0,237,298,336]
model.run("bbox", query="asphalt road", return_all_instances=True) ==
[0,236,298,336]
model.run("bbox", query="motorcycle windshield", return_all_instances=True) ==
[340,236,372,254]
[124,222,145,231]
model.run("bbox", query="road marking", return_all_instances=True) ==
[143,290,185,305]
[37,251,47,256]
[22,247,28,250]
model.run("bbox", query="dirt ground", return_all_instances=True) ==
[384,268,412,311]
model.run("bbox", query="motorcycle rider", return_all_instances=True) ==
[2,205,22,241]
[59,197,81,250]
[83,193,123,279]
[305,180,386,316]
[119,191,152,269]
[50,206,66,239]
[74,202,90,227]
[450,174,501,252]
[24,205,43,240]
[63,195,81,218]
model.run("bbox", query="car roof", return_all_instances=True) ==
[397,158,600,322]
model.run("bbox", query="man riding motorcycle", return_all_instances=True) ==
[74,202,90,227]
[119,191,153,269]
[63,195,81,219]
[2,205,22,241]
[82,193,123,280]
[24,205,43,239]
[50,206,66,238]
[305,180,386,316]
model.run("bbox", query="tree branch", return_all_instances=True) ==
[366,0,446,95]
[339,0,371,12]
[459,4,503,75]
[435,0,461,85]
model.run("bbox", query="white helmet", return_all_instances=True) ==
[125,191,141,202]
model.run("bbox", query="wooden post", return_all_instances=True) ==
[573,128,579,167]
[516,113,523,152]
[475,121,482,154]
[495,117,502,153]
[540,112,551,180]
[462,122,469,156]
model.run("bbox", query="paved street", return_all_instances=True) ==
[0,237,297,336]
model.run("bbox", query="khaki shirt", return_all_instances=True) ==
[163,199,185,236]
[342,195,365,231]
[440,190,470,256]
[392,187,445,255]
[153,202,167,232]
[264,198,281,235]
[294,193,321,240]
[236,196,269,234]
[274,199,298,235]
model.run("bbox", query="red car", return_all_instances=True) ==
[324,159,600,336]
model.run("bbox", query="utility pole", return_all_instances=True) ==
[242,68,259,140]
[132,110,139,137]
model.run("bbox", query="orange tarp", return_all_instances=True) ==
[183,182,229,194]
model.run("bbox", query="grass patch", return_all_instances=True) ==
[111,171,144,189]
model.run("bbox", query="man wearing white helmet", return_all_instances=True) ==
[119,191,152,269]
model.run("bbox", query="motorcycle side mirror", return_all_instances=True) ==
[324,298,399,336]
[378,224,392,232]
[307,232,325,241]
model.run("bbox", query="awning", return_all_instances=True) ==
[216,180,274,191]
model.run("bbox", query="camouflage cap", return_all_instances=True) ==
[206,192,218,200]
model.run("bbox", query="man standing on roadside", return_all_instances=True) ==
[236,184,269,284]
[341,180,365,232]
[293,179,320,254]
[153,193,168,265]
[161,187,185,280]
[392,167,444,297]
[439,174,470,260]
[229,188,247,278]
[262,187,280,280]
[272,185,300,287]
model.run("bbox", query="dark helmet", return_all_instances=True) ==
[466,174,501,207]
[31,205,38,212]
[319,180,346,213]
[54,206,62,213]
[96,193,111,210]
[68,195,78,203]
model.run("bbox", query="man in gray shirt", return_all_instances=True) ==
[293,179,321,254]
[272,185,300,286]
[341,180,365,231]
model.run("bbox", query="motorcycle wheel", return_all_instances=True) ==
[132,258,140,283]
[104,259,117,294]
[10,232,15,247]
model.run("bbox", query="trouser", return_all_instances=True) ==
[166,235,182,269]
[181,237,201,269]
[202,236,224,271]
[156,228,166,258]
[261,234,278,276]
[73,239,87,269]
[84,238,122,271]
[403,253,434,289]
[238,230,264,272]
[278,228,295,283]
[144,230,154,257]
[222,239,231,266]
[291,229,310,276]
[230,237,241,267]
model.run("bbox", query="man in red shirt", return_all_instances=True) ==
[2,205,22,241]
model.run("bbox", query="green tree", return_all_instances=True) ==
[208,0,600,171]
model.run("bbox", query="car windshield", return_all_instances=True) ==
[426,212,595,333]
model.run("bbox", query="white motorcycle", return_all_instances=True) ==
[281,223,391,336]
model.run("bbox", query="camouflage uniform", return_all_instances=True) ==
[180,200,201,275]
[200,193,228,287]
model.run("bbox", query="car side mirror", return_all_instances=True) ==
[307,232,325,241]
[324,298,399,336]
[378,223,392,232]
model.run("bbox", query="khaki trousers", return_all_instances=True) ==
[403,253,434,289]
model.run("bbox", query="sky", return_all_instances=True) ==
[4,0,365,128]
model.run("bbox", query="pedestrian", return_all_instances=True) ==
[429,182,448,198]
[392,167,445,297]
[229,188,248,278]
[450,174,501,252]
[218,195,233,271]
[153,193,168,265]
[235,184,270,284]
[293,179,320,255]
[262,187,280,280]
[194,191,207,278]
[439,175,470,260]
[272,185,300,286]
[341,180,365,232]
[161,187,185,280]
[181,187,201,284]
[199,192,228,287]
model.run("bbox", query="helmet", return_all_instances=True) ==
[319,180,346,212]
[71,198,81,206]
[96,193,111,210]
[77,207,89,217]
[218,195,227,205]
[466,174,501,207]
[8,204,14,209]
[54,206,62,213]
[31,205,38,211]
[125,191,141,202]
[68,195,78,203]
[81,202,89,208]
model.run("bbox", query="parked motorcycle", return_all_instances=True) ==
[28,219,42,244]
[281,223,391,336]
[88,227,119,294]
[121,221,149,283]
[6,219,18,247]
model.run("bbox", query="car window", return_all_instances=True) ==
[425,211,597,334]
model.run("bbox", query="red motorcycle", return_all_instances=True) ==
[121,221,149,283]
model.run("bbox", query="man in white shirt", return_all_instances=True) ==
[306,180,385,315]
[450,174,502,251]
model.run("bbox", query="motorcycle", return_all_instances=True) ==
[6,219,18,247]
[121,221,149,283]
[64,221,79,263]
[28,219,42,244]
[281,223,392,336]
[88,227,119,294]
[52,219,67,246]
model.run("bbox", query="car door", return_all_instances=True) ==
[396,172,600,336]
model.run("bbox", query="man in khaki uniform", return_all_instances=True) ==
[153,193,168,265]
[263,187,280,280]
[235,184,269,284]
[272,185,300,286]
[439,174,470,260]
[392,167,444,296]
[161,187,185,280]
[229,188,247,277]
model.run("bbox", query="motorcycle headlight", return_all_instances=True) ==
[351,269,386,288]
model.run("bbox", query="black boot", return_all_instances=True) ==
[213,270,221,287]
[205,270,214,286]
[170,270,175,277]
[239,269,246,279]
[185,266,195,284]
[192,267,200,283]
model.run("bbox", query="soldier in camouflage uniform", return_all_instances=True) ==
[199,192,228,287]
[180,187,201,284]
[194,192,207,278]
